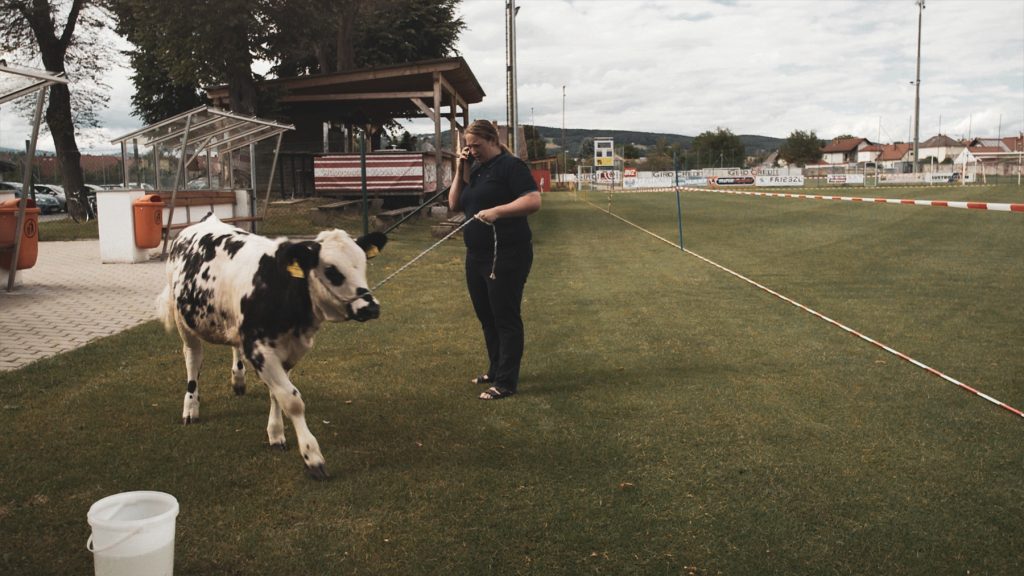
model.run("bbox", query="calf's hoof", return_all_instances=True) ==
[306,463,329,481]
[269,441,288,451]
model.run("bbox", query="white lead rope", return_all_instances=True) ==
[370,215,496,293]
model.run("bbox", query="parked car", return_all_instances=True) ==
[98,182,155,190]
[186,176,222,190]
[0,181,22,203]
[11,188,62,214]
[33,184,67,212]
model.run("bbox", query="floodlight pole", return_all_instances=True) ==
[912,0,925,174]
[506,1,520,155]
[561,85,566,182]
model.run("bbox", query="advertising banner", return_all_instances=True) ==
[709,175,755,186]
[755,175,805,187]
[879,173,924,184]
[827,174,865,185]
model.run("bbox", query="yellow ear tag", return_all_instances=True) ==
[286,260,305,279]
[365,245,380,259]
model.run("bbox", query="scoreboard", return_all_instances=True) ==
[594,137,614,168]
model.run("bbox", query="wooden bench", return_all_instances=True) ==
[316,200,362,213]
[430,213,466,239]
[371,206,420,232]
[163,190,259,231]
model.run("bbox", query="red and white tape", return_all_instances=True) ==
[679,187,1024,213]
[590,200,1024,420]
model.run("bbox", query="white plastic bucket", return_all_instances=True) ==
[87,491,179,576]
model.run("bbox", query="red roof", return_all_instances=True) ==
[1002,136,1024,152]
[877,143,912,161]
[821,137,867,153]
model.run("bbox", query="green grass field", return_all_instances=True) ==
[2,187,1022,574]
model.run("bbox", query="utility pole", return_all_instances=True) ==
[505,2,520,156]
[912,0,925,174]
[561,85,566,180]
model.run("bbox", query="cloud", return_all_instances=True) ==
[424,0,1023,141]
[3,0,1021,154]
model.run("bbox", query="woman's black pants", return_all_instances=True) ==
[465,244,533,392]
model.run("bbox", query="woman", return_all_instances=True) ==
[449,120,542,400]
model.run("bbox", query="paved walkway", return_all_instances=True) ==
[0,241,166,371]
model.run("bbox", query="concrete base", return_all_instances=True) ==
[96,189,156,263]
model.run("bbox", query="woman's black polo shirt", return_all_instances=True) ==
[461,150,538,256]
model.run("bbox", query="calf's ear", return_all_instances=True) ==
[356,232,388,259]
[280,241,321,278]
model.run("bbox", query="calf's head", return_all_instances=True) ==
[297,230,387,322]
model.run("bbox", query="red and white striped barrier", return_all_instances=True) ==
[679,187,1024,213]
[588,200,1024,420]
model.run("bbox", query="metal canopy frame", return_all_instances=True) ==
[110,106,294,256]
[0,64,69,292]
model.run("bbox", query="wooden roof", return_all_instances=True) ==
[877,143,912,161]
[206,57,485,124]
[821,137,869,153]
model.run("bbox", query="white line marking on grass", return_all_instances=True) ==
[613,186,1024,212]
[589,201,1024,420]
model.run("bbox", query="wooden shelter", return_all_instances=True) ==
[206,57,485,198]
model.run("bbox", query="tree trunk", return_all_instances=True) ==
[227,63,258,116]
[45,84,89,220]
[22,0,90,220]
[335,3,356,72]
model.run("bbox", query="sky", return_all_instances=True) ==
[2,0,1022,154]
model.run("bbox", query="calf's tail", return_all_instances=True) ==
[155,286,176,332]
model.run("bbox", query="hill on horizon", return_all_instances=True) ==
[435,126,784,159]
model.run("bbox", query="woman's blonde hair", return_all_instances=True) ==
[464,120,512,153]
[460,120,512,183]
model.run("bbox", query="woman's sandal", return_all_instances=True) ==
[471,374,492,385]
[479,386,515,400]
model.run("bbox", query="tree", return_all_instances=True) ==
[123,49,206,125]
[264,0,463,76]
[115,0,465,128]
[639,138,683,171]
[522,125,546,161]
[1,0,115,221]
[778,129,823,166]
[690,127,745,169]
[113,0,262,116]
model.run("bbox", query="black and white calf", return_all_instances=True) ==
[156,214,386,479]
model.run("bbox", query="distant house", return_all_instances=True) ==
[954,136,1023,175]
[760,150,784,167]
[918,134,964,163]
[820,137,874,164]
[859,144,883,164]
[965,137,1010,151]
[1001,135,1024,152]
[32,154,122,184]
[876,143,914,172]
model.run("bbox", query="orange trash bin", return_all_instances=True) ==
[133,194,165,249]
[0,197,40,270]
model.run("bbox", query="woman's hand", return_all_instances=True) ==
[475,208,498,224]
